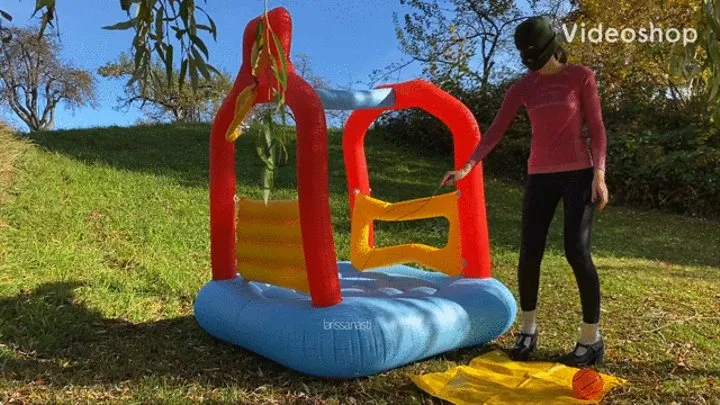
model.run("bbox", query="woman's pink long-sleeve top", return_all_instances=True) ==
[469,64,607,174]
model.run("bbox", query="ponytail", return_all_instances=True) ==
[555,45,568,64]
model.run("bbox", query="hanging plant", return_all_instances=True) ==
[225,1,290,204]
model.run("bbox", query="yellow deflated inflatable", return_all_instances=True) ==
[410,350,625,404]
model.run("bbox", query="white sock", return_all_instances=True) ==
[575,323,601,355]
[520,310,537,335]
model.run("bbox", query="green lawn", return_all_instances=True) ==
[1,124,719,404]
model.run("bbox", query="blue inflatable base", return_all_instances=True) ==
[194,262,517,378]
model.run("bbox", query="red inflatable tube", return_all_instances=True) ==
[209,8,341,307]
[343,80,492,279]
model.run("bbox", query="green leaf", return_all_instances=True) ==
[713,105,720,123]
[708,70,720,102]
[707,31,720,66]
[138,1,152,22]
[255,133,273,170]
[192,48,212,80]
[189,56,199,90]
[277,142,289,166]
[0,10,13,21]
[103,19,137,30]
[195,6,218,41]
[150,69,164,95]
[264,117,274,148]
[156,42,166,64]
[155,6,164,39]
[272,32,288,90]
[179,58,188,90]
[165,44,174,85]
[709,67,720,102]
[255,19,265,47]
[179,0,190,22]
[706,1,720,36]
[38,12,52,36]
[190,34,209,59]
[277,101,287,123]
[205,63,221,76]
[128,60,145,88]
[262,169,273,205]
[120,0,133,12]
[208,16,218,41]
[33,0,53,16]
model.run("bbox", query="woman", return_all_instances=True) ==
[441,16,609,367]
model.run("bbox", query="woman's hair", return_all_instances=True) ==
[554,45,568,64]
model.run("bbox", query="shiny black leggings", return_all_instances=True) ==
[518,168,600,324]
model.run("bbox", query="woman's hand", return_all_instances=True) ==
[441,164,472,186]
[592,170,609,211]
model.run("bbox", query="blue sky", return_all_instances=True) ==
[1,0,423,130]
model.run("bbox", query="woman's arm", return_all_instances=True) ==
[580,67,607,174]
[580,67,609,210]
[461,83,524,174]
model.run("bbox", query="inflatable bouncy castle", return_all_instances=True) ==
[194,7,517,378]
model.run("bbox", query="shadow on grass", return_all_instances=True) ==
[25,125,720,270]
[27,124,213,189]
[0,282,469,401]
[2,283,719,402]
[0,282,309,390]
[25,124,435,194]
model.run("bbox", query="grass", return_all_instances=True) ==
[0,123,719,404]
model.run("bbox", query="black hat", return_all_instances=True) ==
[514,16,559,71]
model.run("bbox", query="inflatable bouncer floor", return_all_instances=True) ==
[195,262,517,378]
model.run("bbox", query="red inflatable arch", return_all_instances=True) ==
[209,8,341,307]
[343,80,492,279]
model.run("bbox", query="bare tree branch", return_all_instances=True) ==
[0,27,96,131]
[98,52,232,124]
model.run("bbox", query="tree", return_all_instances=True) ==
[701,0,720,121]
[293,53,351,128]
[0,27,96,131]
[565,0,706,117]
[98,53,232,123]
[384,0,542,89]
[385,0,578,89]
[0,0,220,98]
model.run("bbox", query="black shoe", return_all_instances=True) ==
[559,338,605,367]
[510,332,537,361]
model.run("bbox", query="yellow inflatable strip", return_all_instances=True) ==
[235,198,308,292]
[237,197,301,223]
[237,260,309,293]
[236,240,305,268]
[410,350,626,405]
[350,192,462,276]
[236,222,303,245]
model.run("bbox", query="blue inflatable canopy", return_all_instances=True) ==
[315,88,396,110]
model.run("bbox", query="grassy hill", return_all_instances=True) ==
[1,124,719,403]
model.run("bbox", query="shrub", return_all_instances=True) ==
[607,128,720,216]
[377,88,720,217]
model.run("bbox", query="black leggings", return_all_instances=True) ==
[518,167,600,324]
